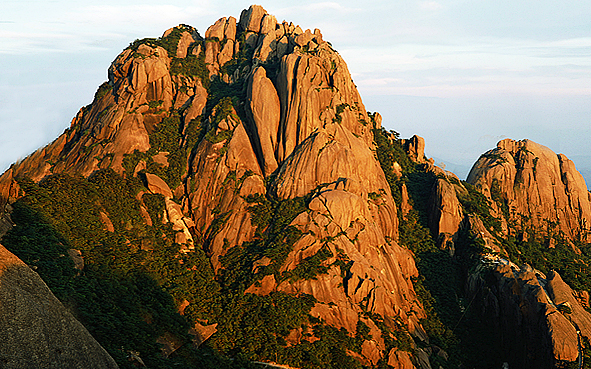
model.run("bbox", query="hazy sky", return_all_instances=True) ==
[1,0,590,185]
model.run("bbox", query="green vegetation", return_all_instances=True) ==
[480,151,507,165]
[220,36,255,78]
[239,193,309,285]
[170,53,209,88]
[490,178,510,220]
[122,111,191,190]
[4,173,200,368]
[128,25,209,88]
[332,103,350,124]
[372,127,414,206]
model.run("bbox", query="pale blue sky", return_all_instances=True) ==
[1,1,590,184]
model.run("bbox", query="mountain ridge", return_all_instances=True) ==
[0,5,590,369]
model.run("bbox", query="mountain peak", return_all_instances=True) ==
[468,138,591,242]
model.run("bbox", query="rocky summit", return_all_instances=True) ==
[1,5,591,369]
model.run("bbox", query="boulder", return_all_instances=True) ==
[428,176,463,252]
[388,349,416,369]
[144,172,173,198]
[67,249,85,271]
[238,5,267,33]
[191,322,218,347]
[205,17,226,40]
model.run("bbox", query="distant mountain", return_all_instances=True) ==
[1,5,590,369]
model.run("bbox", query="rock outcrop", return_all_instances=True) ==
[401,135,426,164]
[0,244,118,368]
[467,139,591,242]
[460,139,591,367]
[427,168,464,253]
[400,133,465,252]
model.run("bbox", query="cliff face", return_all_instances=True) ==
[0,5,426,368]
[0,244,118,368]
[467,259,591,368]
[389,134,591,367]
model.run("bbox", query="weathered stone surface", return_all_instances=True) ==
[191,322,218,347]
[144,172,173,198]
[224,17,237,40]
[400,183,412,217]
[164,198,194,251]
[253,32,276,63]
[156,331,184,358]
[361,339,381,366]
[275,47,373,163]
[98,211,115,232]
[465,214,501,253]
[388,349,416,369]
[260,14,277,35]
[0,8,430,367]
[0,38,183,181]
[428,175,463,252]
[187,112,264,270]
[205,17,226,40]
[204,39,221,76]
[247,66,280,176]
[402,135,426,164]
[184,82,208,124]
[218,39,234,67]
[467,139,591,242]
[176,31,196,58]
[239,5,267,33]
[0,244,119,368]
[468,261,582,367]
[547,271,591,346]
[67,249,84,271]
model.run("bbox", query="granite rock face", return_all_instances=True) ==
[0,244,118,369]
[8,4,591,368]
[467,138,591,242]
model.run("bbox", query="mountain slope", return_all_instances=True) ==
[2,5,591,369]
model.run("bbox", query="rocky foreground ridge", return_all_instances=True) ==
[1,5,591,369]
